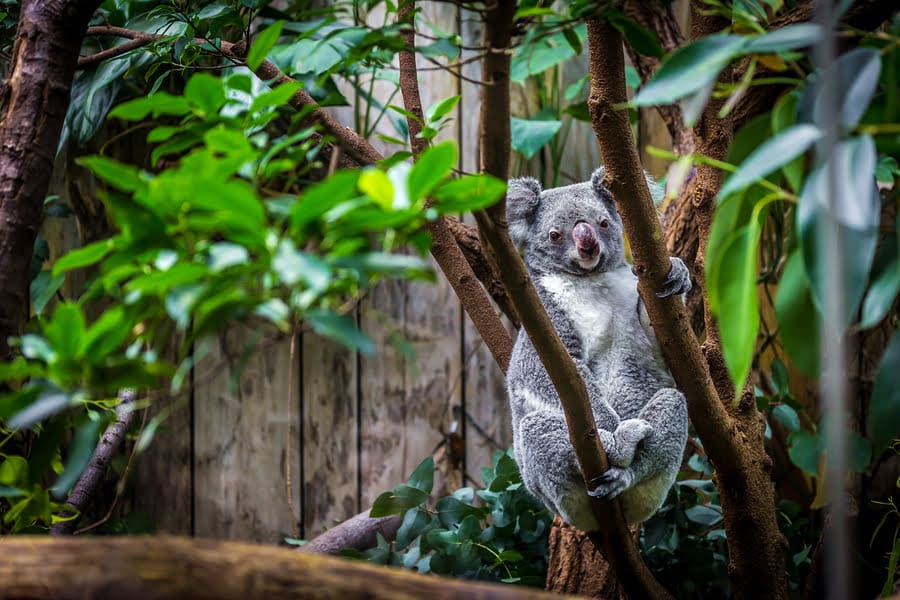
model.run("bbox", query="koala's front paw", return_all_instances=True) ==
[656,257,692,298]
[588,467,635,500]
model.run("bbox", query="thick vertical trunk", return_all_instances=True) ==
[0,0,101,360]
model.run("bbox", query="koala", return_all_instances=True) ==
[506,168,690,530]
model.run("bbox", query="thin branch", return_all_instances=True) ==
[471,3,671,598]
[297,509,402,555]
[50,390,137,536]
[78,35,155,66]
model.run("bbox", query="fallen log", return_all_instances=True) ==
[0,536,570,600]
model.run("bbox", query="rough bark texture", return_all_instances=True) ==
[474,3,670,598]
[545,516,629,599]
[587,17,787,600]
[0,0,102,361]
[297,510,402,555]
[50,390,136,535]
[0,536,577,600]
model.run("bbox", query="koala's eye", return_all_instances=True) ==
[599,218,610,229]
[548,229,562,242]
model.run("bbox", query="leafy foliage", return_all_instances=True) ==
[353,452,552,586]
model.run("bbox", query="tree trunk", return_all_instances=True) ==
[545,517,629,599]
[0,0,101,361]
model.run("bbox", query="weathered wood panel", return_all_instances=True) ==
[301,332,358,537]
[192,327,300,542]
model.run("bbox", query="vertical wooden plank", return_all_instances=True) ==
[301,331,358,538]
[193,326,300,542]
[458,6,514,480]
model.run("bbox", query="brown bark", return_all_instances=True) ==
[473,3,671,598]
[297,509,402,555]
[545,517,628,599]
[50,390,136,535]
[587,14,787,600]
[0,536,577,600]
[0,0,102,361]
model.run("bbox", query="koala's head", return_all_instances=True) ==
[506,168,625,276]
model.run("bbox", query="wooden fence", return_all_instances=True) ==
[42,3,617,543]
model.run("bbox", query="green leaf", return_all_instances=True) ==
[772,404,800,432]
[770,92,804,191]
[813,48,881,128]
[44,303,86,360]
[775,249,820,377]
[306,310,374,355]
[184,73,226,116]
[608,9,664,58]
[869,330,900,453]
[407,456,434,494]
[52,418,103,499]
[249,81,302,114]
[788,429,821,475]
[684,504,723,527]
[0,456,28,486]
[409,141,456,202]
[358,168,395,209]
[19,335,55,363]
[632,35,746,106]
[291,170,360,232]
[860,232,899,329]
[108,93,191,121]
[125,263,209,295]
[0,485,25,498]
[52,239,115,276]
[708,219,763,392]
[30,270,64,315]
[79,156,145,192]
[718,125,822,197]
[247,21,285,71]
[798,136,880,326]
[370,484,429,517]
[424,95,461,124]
[510,117,562,160]
[83,306,131,360]
[8,389,72,430]
[431,175,506,213]
[0,357,43,381]
[272,240,331,291]
[745,24,823,54]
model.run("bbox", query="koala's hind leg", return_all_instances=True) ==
[589,388,687,523]
[599,418,653,468]
[516,410,600,532]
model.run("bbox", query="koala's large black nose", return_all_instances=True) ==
[573,221,599,259]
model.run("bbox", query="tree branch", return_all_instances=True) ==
[0,536,576,600]
[50,390,137,535]
[587,14,788,598]
[470,3,670,598]
[297,509,402,555]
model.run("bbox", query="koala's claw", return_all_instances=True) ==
[587,467,634,500]
[656,257,692,298]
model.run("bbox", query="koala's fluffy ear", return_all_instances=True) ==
[591,166,664,209]
[590,167,616,214]
[506,177,542,250]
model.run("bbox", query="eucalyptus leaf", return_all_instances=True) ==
[52,418,103,499]
[510,117,562,160]
[247,21,285,70]
[745,24,823,54]
[869,331,900,453]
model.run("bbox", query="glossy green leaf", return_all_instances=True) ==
[44,303,86,360]
[869,330,900,453]
[770,92,804,191]
[787,429,821,475]
[52,239,115,277]
[772,404,800,432]
[798,136,880,326]
[108,93,191,121]
[30,270,64,315]
[185,73,226,116]
[799,48,881,128]
[745,24,823,54]
[775,249,821,377]
[272,240,331,291]
[358,168,395,209]
[860,231,899,329]
[424,95,461,124]
[83,307,131,360]
[431,174,506,213]
[291,171,360,232]
[608,9,664,58]
[246,21,285,71]
[510,117,562,160]
[306,310,374,355]
[79,156,145,192]
[249,81,302,114]
[684,504,723,527]
[510,26,583,84]
[709,221,761,393]
[632,35,746,106]
[0,456,28,486]
[409,142,456,203]
[8,389,72,430]
[407,456,434,494]
[719,124,822,197]
[370,484,429,517]
[51,418,103,499]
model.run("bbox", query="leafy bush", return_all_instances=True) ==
[349,451,552,586]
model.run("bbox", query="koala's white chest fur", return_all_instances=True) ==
[537,267,657,361]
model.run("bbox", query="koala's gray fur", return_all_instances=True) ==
[506,168,690,530]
